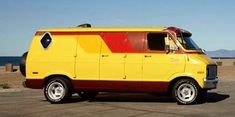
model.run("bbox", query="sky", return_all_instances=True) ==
[0,0,235,56]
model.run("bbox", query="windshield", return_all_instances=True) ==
[177,36,200,50]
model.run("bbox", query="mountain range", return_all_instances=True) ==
[206,49,235,57]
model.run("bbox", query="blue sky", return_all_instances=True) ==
[0,0,235,56]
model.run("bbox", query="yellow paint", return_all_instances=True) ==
[25,27,217,90]
[39,27,166,32]
[143,53,186,82]
[27,35,77,79]
[78,35,101,53]
[99,34,125,80]
[75,35,100,80]
[184,54,215,87]
[100,38,112,53]
[125,54,143,81]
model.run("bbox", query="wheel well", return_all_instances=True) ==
[44,75,74,90]
[167,76,199,94]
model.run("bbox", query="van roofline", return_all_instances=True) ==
[38,26,168,32]
[38,26,192,36]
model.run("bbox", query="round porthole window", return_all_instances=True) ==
[40,32,52,49]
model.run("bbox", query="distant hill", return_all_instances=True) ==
[206,49,235,57]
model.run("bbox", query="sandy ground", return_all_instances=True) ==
[218,66,235,80]
[213,59,235,66]
[0,66,25,89]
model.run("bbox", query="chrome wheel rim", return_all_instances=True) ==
[48,82,65,100]
[177,83,196,102]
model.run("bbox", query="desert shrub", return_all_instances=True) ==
[216,61,222,66]
[0,83,10,89]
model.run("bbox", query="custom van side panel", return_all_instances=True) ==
[99,33,126,81]
[26,34,77,82]
[75,35,102,80]
[72,32,185,92]
[184,54,214,88]
[124,32,145,81]
[142,32,186,82]
[25,30,205,92]
[143,53,186,81]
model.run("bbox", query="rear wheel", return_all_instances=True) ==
[172,79,201,105]
[44,77,72,103]
[78,92,98,100]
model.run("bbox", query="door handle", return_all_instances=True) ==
[144,55,152,58]
[101,55,109,57]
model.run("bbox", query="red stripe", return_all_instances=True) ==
[25,79,169,93]
[101,33,125,53]
[35,31,102,36]
[35,31,45,36]
[72,80,169,93]
[101,33,136,53]
[25,79,44,89]
[125,36,137,53]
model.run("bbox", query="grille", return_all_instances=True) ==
[207,65,217,78]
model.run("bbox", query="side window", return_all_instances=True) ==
[147,33,166,51]
[40,32,52,49]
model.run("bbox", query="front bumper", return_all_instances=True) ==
[204,77,218,89]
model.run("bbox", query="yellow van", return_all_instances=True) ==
[20,24,218,104]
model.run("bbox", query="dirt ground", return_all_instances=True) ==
[218,66,235,80]
[0,66,24,89]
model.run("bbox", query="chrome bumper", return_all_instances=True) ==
[204,77,218,89]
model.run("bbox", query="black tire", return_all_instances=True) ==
[44,77,72,104]
[172,79,201,105]
[78,92,98,100]
[19,52,28,76]
[200,89,207,99]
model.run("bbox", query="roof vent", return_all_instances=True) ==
[77,23,91,28]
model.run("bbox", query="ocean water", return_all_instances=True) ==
[0,56,21,66]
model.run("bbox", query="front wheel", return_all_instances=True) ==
[172,79,201,105]
[44,78,72,103]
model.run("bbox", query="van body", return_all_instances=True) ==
[20,26,218,104]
